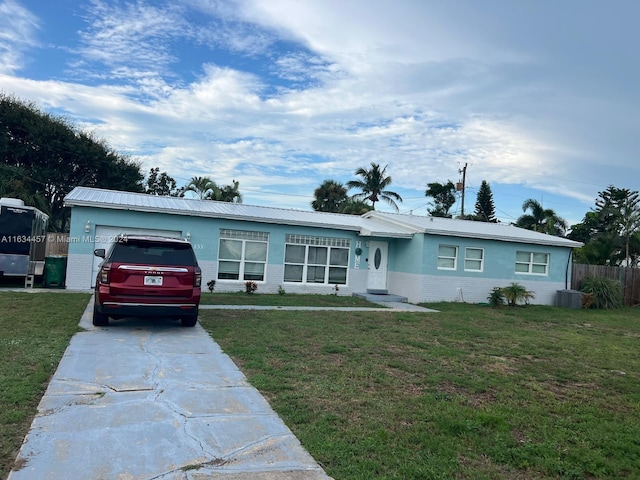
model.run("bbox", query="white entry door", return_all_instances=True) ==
[366,241,388,291]
[90,226,182,287]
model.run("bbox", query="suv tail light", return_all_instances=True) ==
[194,268,202,288]
[99,263,111,284]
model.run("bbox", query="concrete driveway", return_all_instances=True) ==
[8,298,331,479]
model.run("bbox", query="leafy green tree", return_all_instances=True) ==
[0,167,49,214]
[571,186,640,266]
[346,163,402,211]
[595,186,640,266]
[572,233,622,266]
[0,93,143,231]
[474,180,497,222]
[567,211,602,244]
[311,179,348,212]
[425,181,456,218]
[145,168,179,196]
[515,199,567,236]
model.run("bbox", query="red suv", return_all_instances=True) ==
[93,235,202,327]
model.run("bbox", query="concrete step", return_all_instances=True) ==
[366,288,388,295]
[353,292,408,303]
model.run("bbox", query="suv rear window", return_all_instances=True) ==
[109,241,197,266]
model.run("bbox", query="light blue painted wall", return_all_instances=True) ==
[69,206,574,293]
[70,205,365,267]
[419,234,572,284]
[386,236,425,274]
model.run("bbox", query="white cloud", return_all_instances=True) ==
[0,0,39,74]
[3,0,640,225]
[74,0,189,81]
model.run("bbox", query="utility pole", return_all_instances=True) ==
[458,163,468,217]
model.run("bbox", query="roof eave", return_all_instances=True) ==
[359,229,415,239]
[424,228,582,248]
[64,198,363,233]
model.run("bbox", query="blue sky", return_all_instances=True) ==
[2,0,639,227]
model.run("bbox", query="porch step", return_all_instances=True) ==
[353,292,408,303]
[366,289,388,295]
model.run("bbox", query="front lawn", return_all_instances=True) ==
[199,303,640,479]
[3,291,639,479]
[0,292,90,479]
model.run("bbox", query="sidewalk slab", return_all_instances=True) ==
[9,299,331,480]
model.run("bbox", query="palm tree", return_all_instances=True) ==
[180,176,216,200]
[339,198,373,215]
[211,180,243,203]
[311,179,348,212]
[346,163,402,211]
[516,199,567,236]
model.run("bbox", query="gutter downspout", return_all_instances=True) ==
[565,248,573,289]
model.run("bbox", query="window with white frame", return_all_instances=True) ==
[464,247,484,272]
[437,245,458,270]
[218,230,269,281]
[515,251,549,275]
[284,235,350,284]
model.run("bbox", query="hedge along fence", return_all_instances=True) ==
[571,264,640,307]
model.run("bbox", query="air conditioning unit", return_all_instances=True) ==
[556,289,583,309]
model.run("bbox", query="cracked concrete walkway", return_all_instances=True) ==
[8,298,331,480]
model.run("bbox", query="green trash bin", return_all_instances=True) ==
[43,256,67,288]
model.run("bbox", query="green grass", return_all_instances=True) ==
[199,303,640,479]
[200,292,379,307]
[0,292,90,479]
[3,292,640,479]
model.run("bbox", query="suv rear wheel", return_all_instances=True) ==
[93,303,109,326]
[181,309,198,327]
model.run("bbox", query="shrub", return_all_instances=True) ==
[245,281,258,294]
[579,276,623,309]
[487,287,505,307]
[206,279,216,292]
[278,285,286,295]
[333,284,340,296]
[501,283,535,307]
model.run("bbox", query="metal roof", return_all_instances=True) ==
[365,211,582,248]
[65,187,581,247]
[64,187,405,235]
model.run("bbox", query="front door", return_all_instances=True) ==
[367,241,388,291]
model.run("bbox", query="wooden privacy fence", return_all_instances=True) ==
[44,233,69,256]
[571,263,640,307]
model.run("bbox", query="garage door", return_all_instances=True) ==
[91,226,182,287]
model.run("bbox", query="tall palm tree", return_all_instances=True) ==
[311,179,348,212]
[516,199,567,236]
[181,176,216,200]
[346,163,402,211]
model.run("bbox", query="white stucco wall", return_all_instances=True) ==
[65,253,94,290]
[389,271,565,305]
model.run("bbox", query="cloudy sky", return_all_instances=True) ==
[1,0,639,226]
